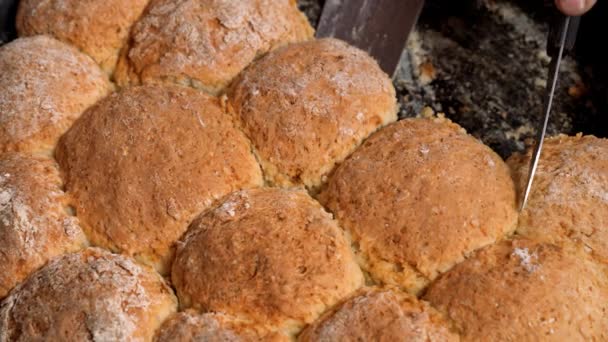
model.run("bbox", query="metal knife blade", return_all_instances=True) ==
[520,15,579,211]
[316,0,425,77]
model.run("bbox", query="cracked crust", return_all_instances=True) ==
[298,286,460,342]
[155,310,291,342]
[16,0,150,74]
[0,36,112,156]
[508,134,608,263]
[228,38,397,191]
[424,238,608,341]
[0,248,177,341]
[55,84,263,275]
[172,188,364,335]
[114,0,313,94]
[0,152,88,299]
[319,117,518,294]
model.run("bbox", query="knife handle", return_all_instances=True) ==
[547,12,581,56]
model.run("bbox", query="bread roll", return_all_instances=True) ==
[319,117,518,294]
[424,238,608,341]
[172,188,364,335]
[155,310,290,342]
[0,248,177,341]
[16,0,149,73]
[228,38,397,191]
[509,134,608,263]
[114,0,313,94]
[298,287,459,342]
[55,84,263,274]
[0,152,87,299]
[0,36,111,155]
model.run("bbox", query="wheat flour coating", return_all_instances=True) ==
[155,310,291,342]
[424,238,608,341]
[508,134,608,263]
[172,188,364,336]
[319,117,518,294]
[0,153,87,299]
[16,0,150,73]
[114,0,313,94]
[298,287,459,342]
[0,248,177,341]
[0,36,111,155]
[55,84,263,275]
[228,38,397,191]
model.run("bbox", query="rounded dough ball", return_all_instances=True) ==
[114,0,313,94]
[155,310,290,342]
[424,238,608,341]
[16,0,149,73]
[228,38,397,191]
[0,153,87,299]
[508,134,608,263]
[319,117,518,294]
[0,36,111,155]
[298,287,459,342]
[55,84,263,274]
[172,188,364,335]
[0,248,177,341]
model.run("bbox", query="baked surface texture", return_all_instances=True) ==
[0,36,111,155]
[424,238,608,341]
[114,0,313,94]
[509,134,608,263]
[0,152,87,299]
[155,310,290,342]
[319,117,518,294]
[172,188,364,335]
[0,248,177,341]
[55,84,263,274]
[16,0,150,73]
[298,286,459,342]
[229,38,397,191]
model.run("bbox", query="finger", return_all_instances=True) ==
[555,0,597,16]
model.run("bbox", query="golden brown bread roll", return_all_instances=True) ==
[298,287,459,342]
[508,134,608,263]
[16,0,149,73]
[0,152,88,299]
[424,238,608,341]
[55,84,263,274]
[319,117,518,294]
[0,248,177,341]
[0,36,111,155]
[172,188,364,336]
[228,38,397,191]
[114,0,313,94]
[155,310,290,342]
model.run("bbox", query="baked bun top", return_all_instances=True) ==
[229,38,397,191]
[172,188,364,335]
[298,287,459,342]
[155,310,290,342]
[319,117,518,294]
[0,152,87,299]
[0,36,111,155]
[509,134,608,263]
[16,0,150,73]
[114,0,313,94]
[0,248,177,341]
[56,84,263,274]
[424,238,608,341]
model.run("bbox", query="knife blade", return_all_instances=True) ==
[520,14,581,211]
[315,0,425,77]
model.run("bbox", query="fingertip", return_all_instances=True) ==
[555,0,596,16]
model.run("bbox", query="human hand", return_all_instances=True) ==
[555,0,597,16]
